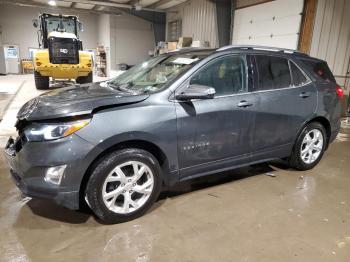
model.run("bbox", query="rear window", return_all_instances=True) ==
[300,59,335,83]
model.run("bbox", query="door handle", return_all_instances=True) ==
[299,92,311,98]
[237,100,253,108]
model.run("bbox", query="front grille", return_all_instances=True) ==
[48,37,79,64]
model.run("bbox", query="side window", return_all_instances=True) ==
[190,55,247,96]
[290,61,309,86]
[255,55,292,91]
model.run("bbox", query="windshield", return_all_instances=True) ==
[45,16,77,35]
[107,51,212,94]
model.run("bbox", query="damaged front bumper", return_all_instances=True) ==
[3,134,96,210]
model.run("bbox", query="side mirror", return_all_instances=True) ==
[175,84,216,101]
[78,22,84,32]
[32,19,39,28]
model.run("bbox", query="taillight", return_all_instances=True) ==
[336,85,344,99]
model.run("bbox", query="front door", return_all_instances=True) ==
[175,54,256,178]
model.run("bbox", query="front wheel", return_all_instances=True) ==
[289,122,327,170]
[85,148,162,224]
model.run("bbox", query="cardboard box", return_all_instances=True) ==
[167,42,178,51]
[159,49,167,55]
[191,40,210,48]
[178,37,192,48]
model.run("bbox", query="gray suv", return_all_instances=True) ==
[5,46,342,223]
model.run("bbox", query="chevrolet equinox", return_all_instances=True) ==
[5,46,342,223]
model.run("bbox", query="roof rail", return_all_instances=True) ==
[217,45,308,56]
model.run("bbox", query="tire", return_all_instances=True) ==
[85,148,162,224]
[34,71,49,90]
[76,72,93,84]
[289,122,327,170]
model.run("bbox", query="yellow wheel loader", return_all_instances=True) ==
[32,13,93,90]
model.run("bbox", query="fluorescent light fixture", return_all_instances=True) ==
[48,0,56,6]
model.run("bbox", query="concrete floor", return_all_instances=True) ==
[0,76,350,261]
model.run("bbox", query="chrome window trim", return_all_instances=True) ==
[172,79,314,102]
[172,81,313,102]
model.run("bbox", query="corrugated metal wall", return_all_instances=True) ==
[310,0,350,90]
[166,0,218,48]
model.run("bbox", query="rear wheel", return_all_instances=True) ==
[85,148,162,224]
[76,72,93,84]
[34,71,49,90]
[289,122,327,170]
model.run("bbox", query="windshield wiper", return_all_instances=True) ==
[108,83,132,93]
[108,83,143,95]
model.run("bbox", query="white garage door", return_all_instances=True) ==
[232,0,304,50]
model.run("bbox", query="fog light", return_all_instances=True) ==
[44,165,66,185]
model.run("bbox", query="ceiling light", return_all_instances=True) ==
[48,0,56,6]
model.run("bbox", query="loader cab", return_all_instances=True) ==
[33,13,81,48]
[32,13,93,90]
[33,14,83,64]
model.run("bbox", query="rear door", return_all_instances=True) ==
[175,54,257,178]
[251,54,317,160]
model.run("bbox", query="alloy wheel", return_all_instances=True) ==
[300,129,324,164]
[102,161,154,214]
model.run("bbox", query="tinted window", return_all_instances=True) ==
[255,55,292,90]
[190,55,246,96]
[300,59,335,82]
[290,61,308,86]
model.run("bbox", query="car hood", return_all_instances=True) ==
[17,82,149,121]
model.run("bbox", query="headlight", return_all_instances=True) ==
[24,119,90,142]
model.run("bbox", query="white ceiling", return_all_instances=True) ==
[10,0,186,11]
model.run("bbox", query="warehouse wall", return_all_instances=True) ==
[166,0,218,48]
[99,13,155,76]
[111,13,155,67]
[310,0,350,91]
[0,5,98,59]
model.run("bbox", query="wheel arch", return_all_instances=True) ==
[307,116,331,143]
[79,139,171,207]
[295,116,332,147]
